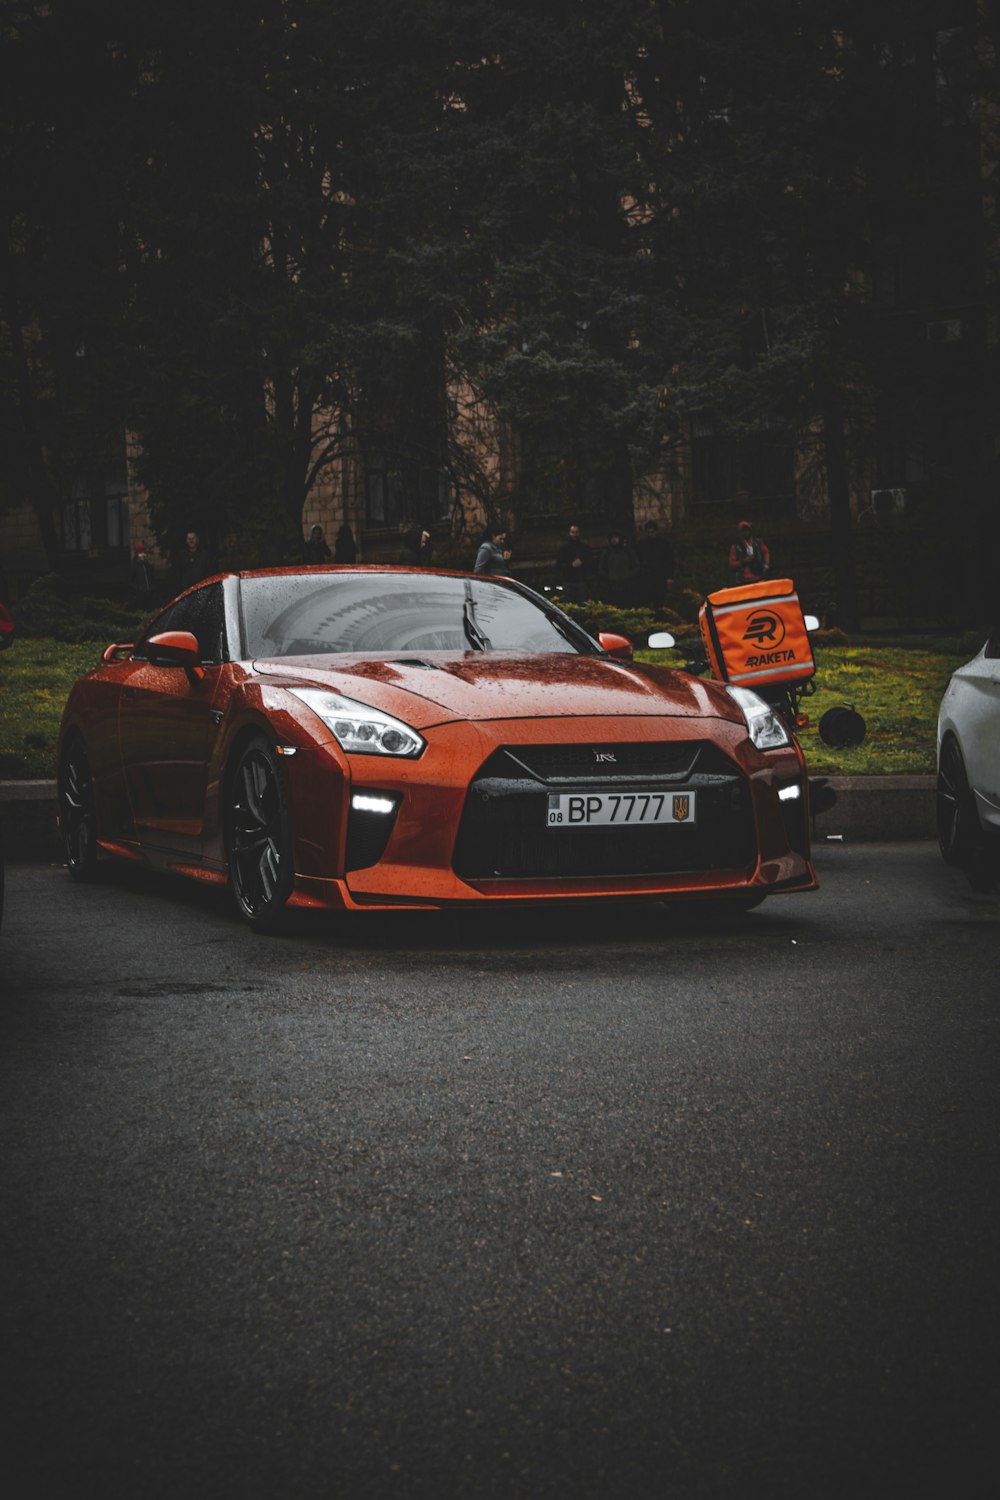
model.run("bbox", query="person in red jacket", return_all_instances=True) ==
[728,519,770,584]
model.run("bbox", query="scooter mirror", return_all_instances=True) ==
[647,631,676,650]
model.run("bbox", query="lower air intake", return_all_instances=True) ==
[452,743,756,880]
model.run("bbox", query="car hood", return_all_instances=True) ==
[252,652,739,730]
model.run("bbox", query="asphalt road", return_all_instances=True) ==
[1,844,997,1500]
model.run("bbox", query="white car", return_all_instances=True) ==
[937,631,1000,890]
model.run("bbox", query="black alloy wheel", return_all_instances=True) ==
[59,735,99,881]
[226,736,294,931]
[937,736,998,891]
[937,735,979,866]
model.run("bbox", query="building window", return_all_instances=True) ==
[62,463,130,552]
[691,427,795,505]
[365,460,405,527]
[365,459,449,528]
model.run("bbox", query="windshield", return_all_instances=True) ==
[239,571,593,658]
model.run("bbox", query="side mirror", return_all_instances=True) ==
[598,631,633,661]
[647,631,676,650]
[146,630,205,678]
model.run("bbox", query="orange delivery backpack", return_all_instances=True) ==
[698,578,815,691]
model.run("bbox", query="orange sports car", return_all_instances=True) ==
[56,566,816,930]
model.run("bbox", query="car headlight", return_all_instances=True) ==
[288,687,425,757]
[726,686,792,751]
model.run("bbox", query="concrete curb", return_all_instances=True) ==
[812,775,936,844]
[1,774,937,864]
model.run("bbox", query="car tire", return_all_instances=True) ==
[937,736,998,891]
[226,736,295,932]
[937,734,982,866]
[58,735,99,882]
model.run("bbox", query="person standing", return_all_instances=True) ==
[555,522,593,604]
[305,524,332,563]
[636,520,675,614]
[474,525,512,577]
[178,529,214,591]
[598,531,640,606]
[333,524,357,563]
[399,524,423,564]
[728,519,770,585]
[400,525,433,566]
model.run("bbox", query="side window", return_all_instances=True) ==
[135,584,226,664]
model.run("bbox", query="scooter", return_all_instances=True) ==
[647,578,865,817]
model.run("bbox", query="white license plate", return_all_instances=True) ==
[546,790,697,828]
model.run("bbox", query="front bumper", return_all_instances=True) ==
[282,715,816,912]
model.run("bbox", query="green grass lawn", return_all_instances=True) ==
[0,639,110,779]
[0,635,972,781]
[796,645,966,775]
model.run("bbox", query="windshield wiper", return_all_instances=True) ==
[464,585,491,651]
[462,584,490,651]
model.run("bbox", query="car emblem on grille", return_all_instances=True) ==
[594,751,617,763]
[673,794,691,821]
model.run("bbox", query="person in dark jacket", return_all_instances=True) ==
[333,524,357,563]
[728,519,770,585]
[399,525,421,564]
[305,524,332,563]
[474,525,512,576]
[636,520,675,614]
[399,526,433,566]
[177,529,214,591]
[555,523,593,604]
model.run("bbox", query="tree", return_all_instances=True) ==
[3,0,994,617]
[434,1,665,532]
[121,0,474,561]
[621,0,882,626]
[0,0,135,568]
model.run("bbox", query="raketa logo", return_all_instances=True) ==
[746,648,798,667]
[742,609,786,648]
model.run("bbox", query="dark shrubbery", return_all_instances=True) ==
[10,575,150,643]
[555,597,684,644]
[811,627,850,648]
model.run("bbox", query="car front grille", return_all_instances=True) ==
[452,743,756,880]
